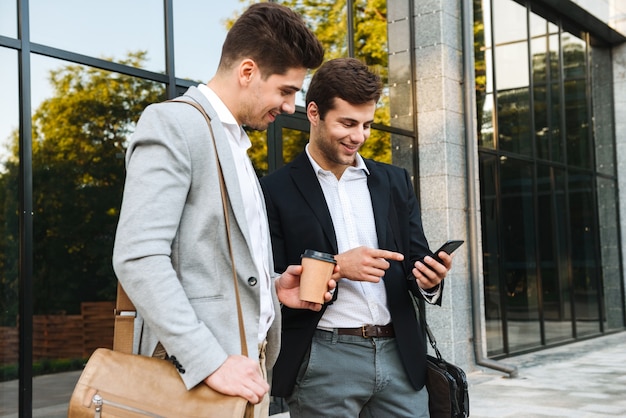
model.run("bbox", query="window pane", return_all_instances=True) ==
[493,1,532,156]
[0,0,17,38]
[493,0,527,45]
[549,80,565,163]
[281,128,309,166]
[282,0,349,107]
[479,153,505,356]
[0,47,19,413]
[0,47,19,166]
[562,32,587,79]
[496,75,532,156]
[30,0,165,73]
[500,158,541,352]
[553,168,572,334]
[537,165,572,343]
[479,92,496,149]
[391,132,415,179]
[531,15,562,162]
[475,0,496,149]
[564,79,590,168]
[173,0,240,82]
[29,53,165,400]
[353,0,390,126]
[568,172,601,337]
[388,50,413,131]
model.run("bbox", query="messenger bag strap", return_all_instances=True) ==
[113,284,135,353]
[411,292,445,362]
[113,97,248,357]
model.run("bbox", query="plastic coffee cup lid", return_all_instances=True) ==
[301,249,336,264]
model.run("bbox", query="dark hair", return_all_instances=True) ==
[306,58,382,120]
[218,3,324,78]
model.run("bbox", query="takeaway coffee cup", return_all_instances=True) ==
[299,249,336,304]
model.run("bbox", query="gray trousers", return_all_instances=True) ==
[286,329,429,418]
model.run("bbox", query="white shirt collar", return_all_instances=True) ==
[304,143,370,176]
[197,84,251,150]
[197,84,237,125]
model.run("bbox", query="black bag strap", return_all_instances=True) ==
[410,292,445,362]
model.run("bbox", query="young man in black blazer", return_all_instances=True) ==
[261,58,453,417]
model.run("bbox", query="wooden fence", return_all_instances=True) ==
[0,301,115,365]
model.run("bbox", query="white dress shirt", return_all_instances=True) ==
[305,146,393,329]
[198,84,274,343]
[306,145,440,330]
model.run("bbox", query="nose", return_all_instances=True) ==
[350,125,368,144]
[281,97,296,115]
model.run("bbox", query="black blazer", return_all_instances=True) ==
[260,152,442,397]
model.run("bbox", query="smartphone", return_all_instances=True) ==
[407,240,464,276]
[428,240,464,264]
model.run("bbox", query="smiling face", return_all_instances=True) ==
[307,97,376,179]
[239,66,308,131]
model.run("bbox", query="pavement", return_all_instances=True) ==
[1,331,625,417]
[462,331,626,418]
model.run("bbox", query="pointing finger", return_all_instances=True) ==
[375,249,404,261]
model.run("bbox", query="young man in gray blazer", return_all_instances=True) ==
[112,3,329,416]
[261,58,454,417]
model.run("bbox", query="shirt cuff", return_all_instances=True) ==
[419,284,442,304]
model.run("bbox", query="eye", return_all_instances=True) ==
[342,120,356,128]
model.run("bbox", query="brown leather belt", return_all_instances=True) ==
[336,324,395,338]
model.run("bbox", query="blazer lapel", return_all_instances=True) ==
[290,153,338,254]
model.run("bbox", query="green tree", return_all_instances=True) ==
[0,52,165,324]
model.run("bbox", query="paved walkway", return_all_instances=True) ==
[465,331,626,418]
[1,331,625,417]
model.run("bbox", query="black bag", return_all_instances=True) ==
[426,353,470,418]
[414,296,470,417]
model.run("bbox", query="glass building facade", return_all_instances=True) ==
[475,0,624,357]
[0,0,624,416]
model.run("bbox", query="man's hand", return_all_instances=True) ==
[411,251,452,290]
[203,355,269,404]
[333,246,404,283]
[276,264,338,311]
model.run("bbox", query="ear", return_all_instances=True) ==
[238,59,256,86]
[307,102,320,125]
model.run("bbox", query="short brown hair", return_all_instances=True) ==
[306,58,382,120]
[218,2,324,77]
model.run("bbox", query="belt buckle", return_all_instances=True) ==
[361,325,370,338]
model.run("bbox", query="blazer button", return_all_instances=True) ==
[247,277,258,286]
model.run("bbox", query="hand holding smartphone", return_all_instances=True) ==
[407,240,464,277]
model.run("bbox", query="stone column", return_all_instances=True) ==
[412,0,474,368]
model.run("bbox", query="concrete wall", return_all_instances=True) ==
[412,0,475,370]
[571,0,626,36]
[609,3,626,325]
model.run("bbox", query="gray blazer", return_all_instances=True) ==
[112,86,281,390]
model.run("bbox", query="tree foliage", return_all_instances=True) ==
[238,0,392,173]
[0,52,165,324]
